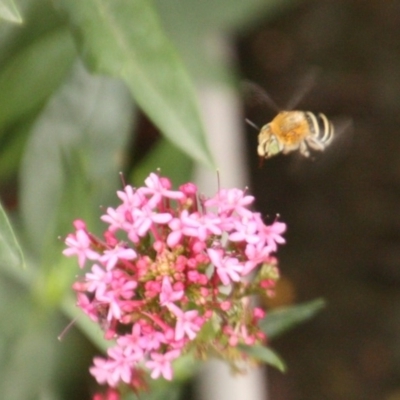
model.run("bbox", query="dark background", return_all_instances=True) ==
[237,1,400,399]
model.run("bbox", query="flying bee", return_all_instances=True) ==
[244,76,336,160]
[256,110,334,159]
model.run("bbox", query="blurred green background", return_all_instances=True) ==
[1,0,400,399]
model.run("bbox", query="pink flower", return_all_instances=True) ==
[205,188,254,217]
[90,345,138,387]
[167,217,185,248]
[242,241,274,275]
[101,206,132,233]
[99,247,137,271]
[64,172,285,394]
[131,205,172,237]
[160,276,184,306]
[117,185,144,210]
[95,271,138,321]
[179,210,222,241]
[145,349,181,380]
[229,215,261,244]
[138,328,165,352]
[168,303,203,341]
[85,264,110,294]
[139,172,184,208]
[93,387,120,400]
[245,240,273,263]
[179,182,198,205]
[90,357,115,386]
[63,228,98,268]
[256,215,286,251]
[76,293,99,322]
[207,248,244,285]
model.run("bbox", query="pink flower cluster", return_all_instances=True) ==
[63,172,285,395]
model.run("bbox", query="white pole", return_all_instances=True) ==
[194,82,268,400]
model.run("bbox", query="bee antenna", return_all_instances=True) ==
[245,118,260,131]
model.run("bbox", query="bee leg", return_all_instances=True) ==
[306,137,325,151]
[299,141,310,157]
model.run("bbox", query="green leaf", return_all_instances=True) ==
[0,0,67,66]
[0,319,56,399]
[260,298,326,339]
[0,292,95,400]
[153,0,303,82]
[61,293,109,352]
[0,202,24,270]
[239,344,286,372]
[20,61,135,257]
[0,28,76,130]
[172,352,199,382]
[134,383,182,400]
[0,0,22,23]
[0,113,37,183]
[58,0,214,168]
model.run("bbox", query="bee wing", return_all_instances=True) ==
[241,80,281,113]
[285,67,320,110]
[287,116,354,178]
[323,116,354,155]
[243,67,321,112]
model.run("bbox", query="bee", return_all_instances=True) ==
[244,76,335,160]
[256,110,334,159]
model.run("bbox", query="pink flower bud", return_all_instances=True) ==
[73,219,87,230]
